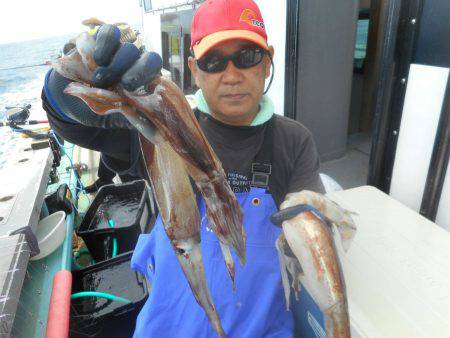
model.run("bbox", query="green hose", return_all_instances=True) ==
[108,219,118,257]
[71,291,131,303]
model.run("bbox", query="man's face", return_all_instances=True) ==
[188,40,274,126]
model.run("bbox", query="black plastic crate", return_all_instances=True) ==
[77,180,152,262]
[70,252,149,338]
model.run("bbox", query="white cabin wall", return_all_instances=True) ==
[295,0,358,161]
[389,64,449,225]
[254,0,286,116]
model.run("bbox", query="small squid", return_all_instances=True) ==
[272,191,357,338]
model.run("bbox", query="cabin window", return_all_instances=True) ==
[161,9,197,94]
[354,10,369,71]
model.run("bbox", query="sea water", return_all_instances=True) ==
[0,34,74,120]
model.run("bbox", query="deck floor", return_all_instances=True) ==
[321,132,371,189]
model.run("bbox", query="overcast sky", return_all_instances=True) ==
[0,0,143,44]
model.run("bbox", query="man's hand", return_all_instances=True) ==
[45,23,163,130]
[270,190,357,250]
[270,191,326,226]
[91,24,163,90]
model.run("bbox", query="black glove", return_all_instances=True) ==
[271,204,323,227]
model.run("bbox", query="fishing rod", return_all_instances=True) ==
[0,120,48,127]
[0,63,48,71]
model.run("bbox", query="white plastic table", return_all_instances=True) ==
[328,186,450,338]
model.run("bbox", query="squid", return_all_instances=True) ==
[273,190,357,338]
[51,32,247,338]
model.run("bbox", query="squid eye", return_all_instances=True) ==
[177,248,186,255]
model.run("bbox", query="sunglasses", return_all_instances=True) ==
[196,46,267,73]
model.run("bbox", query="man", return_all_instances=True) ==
[130,0,324,337]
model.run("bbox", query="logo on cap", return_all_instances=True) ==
[239,9,265,29]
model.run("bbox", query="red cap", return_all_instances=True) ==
[191,0,268,59]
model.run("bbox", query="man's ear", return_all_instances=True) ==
[265,46,274,79]
[188,56,200,87]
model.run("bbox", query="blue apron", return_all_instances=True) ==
[130,187,294,337]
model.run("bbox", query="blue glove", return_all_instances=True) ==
[91,24,163,90]
[93,24,122,66]
[121,51,163,91]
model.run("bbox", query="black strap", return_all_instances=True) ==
[251,117,275,190]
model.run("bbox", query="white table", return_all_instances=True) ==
[328,186,450,338]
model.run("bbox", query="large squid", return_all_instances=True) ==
[51,32,246,338]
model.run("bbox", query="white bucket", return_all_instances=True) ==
[31,211,67,261]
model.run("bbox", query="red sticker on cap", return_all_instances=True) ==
[239,9,265,29]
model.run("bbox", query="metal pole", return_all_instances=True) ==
[284,0,300,120]
[420,73,450,221]
[368,0,423,191]
[367,0,403,190]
